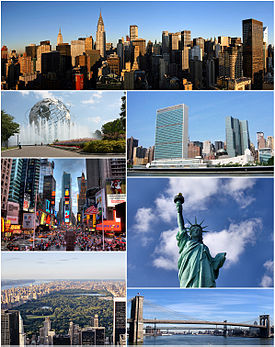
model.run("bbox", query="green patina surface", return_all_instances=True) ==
[174,193,226,288]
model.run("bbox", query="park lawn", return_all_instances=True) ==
[26,314,55,320]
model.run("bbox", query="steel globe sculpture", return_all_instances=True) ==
[29,98,71,143]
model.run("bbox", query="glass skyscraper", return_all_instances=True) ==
[226,116,250,157]
[154,104,188,160]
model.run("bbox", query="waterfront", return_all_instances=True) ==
[142,334,274,345]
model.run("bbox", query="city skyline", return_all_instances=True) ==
[2,252,126,280]
[127,177,274,288]
[127,289,274,324]
[127,91,274,148]
[2,1,274,53]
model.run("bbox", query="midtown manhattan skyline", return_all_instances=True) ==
[2,1,274,52]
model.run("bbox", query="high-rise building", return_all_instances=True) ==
[162,31,169,54]
[257,131,266,149]
[1,310,20,345]
[61,171,72,223]
[81,327,105,345]
[127,136,139,162]
[243,18,264,89]
[1,159,12,218]
[263,26,268,44]
[96,11,106,57]
[181,30,191,48]
[36,41,51,72]
[57,28,63,45]
[8,159,24,204]
[77,172,87,213]
[154,104,188,160]
[19,159,40,211]
[113,297,126,345]
[71,39,85,66]
[130,25,138,41]
[266,136,274,150]
[226,116,250,157]
[39,159,54,193]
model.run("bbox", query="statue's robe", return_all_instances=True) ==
[177,229,225,288]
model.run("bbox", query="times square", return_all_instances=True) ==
[1,158,126,251]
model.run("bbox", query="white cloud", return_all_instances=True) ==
[264,260,274,271]
[260,259,274,287]
[88,116,102,124]
[153,178,256,224]
[204,218,262,267]
[81,92,103,105]
[153,228,178,270]
[260,275,273,287]
[223,178,256,208]
[153,218,262,271]
[133,207,156,233]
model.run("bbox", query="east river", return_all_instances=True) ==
[142,334,273,345]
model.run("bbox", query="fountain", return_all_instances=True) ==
[8,98,91,146]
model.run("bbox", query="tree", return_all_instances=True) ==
[101,119,125,140]
[119,93,126,131]
[1,110,20,145]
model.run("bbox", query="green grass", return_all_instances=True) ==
[1,146,18,151]
[26,314,55,320]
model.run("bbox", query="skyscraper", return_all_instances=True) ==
[242,18,264,89]
[57,28,63,45]
[61,171,72,223]
[1,310,20,345]
[263,26,268,44]
[225,116,250,157]
[113,297,126,345]
[130,25,138,41]
[154,104,188,160]
[96,11,106,57]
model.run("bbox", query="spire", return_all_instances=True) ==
[97,10,104,28]
[57,27,63,45]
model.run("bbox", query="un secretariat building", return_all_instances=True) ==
[154,104,189,160]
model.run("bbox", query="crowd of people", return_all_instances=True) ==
[2,227,126,252]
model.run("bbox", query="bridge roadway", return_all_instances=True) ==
[127,319,266,329]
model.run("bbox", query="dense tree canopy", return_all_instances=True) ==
[1,110,20,145]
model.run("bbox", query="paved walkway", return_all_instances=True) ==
[2,146,125,158]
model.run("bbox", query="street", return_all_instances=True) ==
[2,226,126,252]
[2,146,125,157]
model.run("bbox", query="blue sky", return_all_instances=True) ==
[127,91,274,148]
[2,252,126,280]
[127,178,274,288]
[1,91,124,135]
[127,289,274,324]
[1,1,273,52]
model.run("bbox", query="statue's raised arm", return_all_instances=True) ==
[174,193,185,234]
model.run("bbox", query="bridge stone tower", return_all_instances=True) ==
[259,315,271,338]
[129,295,144,344]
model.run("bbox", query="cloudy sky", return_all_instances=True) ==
[2,252,126,280]
[1,91,124,136]
[127,178,274,288]
[127,288,274,324]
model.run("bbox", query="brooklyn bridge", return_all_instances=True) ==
[127,295,273,344]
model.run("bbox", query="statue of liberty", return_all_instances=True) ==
[174,193,226,288]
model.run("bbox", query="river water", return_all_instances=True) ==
[142,334,273,345]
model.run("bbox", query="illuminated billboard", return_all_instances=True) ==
[64,210,70,223]
[106,179,126,207]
